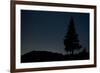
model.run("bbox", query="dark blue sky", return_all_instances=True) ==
[21,10,89,55]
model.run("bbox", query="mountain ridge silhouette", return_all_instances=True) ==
[21,50,89,63]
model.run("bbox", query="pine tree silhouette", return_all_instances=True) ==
[64,17,82,54]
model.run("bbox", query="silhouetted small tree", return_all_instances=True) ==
[64,17,82,54]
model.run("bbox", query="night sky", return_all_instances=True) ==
[21,10,89,55]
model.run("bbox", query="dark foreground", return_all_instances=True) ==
[21,50,89,63]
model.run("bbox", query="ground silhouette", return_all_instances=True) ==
[21,50,89,63]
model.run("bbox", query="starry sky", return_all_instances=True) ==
[21,10,89,55]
